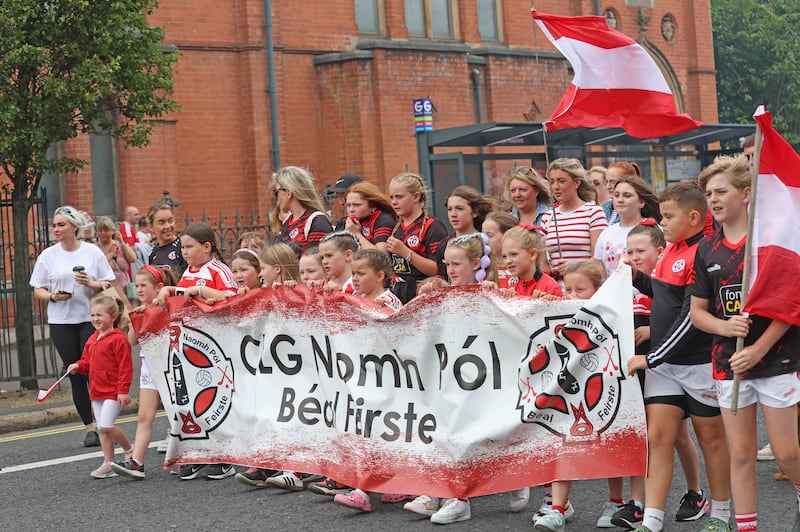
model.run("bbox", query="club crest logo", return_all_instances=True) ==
[406,235,420,248]
[671,258,686,273]
[165,323,234,440]
[289,227,299,239]
[517,309,624,443]
[361,226,371,237]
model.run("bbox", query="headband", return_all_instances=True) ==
[141,265,164,284]
[234,248,262,261]
[638,218,657,227]
[320,231,361,250]
[518,223,546,236]
[451,233,492,283]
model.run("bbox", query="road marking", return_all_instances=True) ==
[0,411,167,443]
[0,440,165,474]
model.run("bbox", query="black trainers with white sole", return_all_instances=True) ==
[179,464,207,480]
[206,463,236,480]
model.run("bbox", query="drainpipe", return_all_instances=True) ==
[595,0,601,15]
[265,0,280,170]
[471,69,484,156]
[471,69,485,188]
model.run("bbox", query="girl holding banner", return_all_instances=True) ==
[385,173,448,303]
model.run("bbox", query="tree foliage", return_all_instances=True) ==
[712,0,800,145]
[0,0,179,192]
[0,0,178,388]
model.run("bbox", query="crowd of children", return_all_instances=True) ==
[48,158,800,532]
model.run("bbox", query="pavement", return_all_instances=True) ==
[0,387,140,435]
[0,359,143,434]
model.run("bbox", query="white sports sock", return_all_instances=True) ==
[711,499,731,522]
[642,508,664,531]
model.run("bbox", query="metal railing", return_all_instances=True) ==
[0,190,59,382]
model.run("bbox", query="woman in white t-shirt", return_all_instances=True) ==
[593,175,661,278]
[30,206,116,447]
[540,158,607,278]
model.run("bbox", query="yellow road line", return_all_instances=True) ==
[0,411,167,443]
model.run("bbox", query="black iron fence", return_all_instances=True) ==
[181,209,268,261]
[0,190,59,382]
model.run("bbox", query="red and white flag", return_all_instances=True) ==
[743,106,800,326]
[531,10,702,139]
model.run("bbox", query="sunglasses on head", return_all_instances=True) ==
[508,166,534,177]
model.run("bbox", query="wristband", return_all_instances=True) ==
[49,293,54,302]
[406,252,413,264]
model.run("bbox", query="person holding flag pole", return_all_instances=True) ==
[528,7,707,531]
[689,106,800,532]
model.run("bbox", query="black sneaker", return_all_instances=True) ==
[110,460,146,479]
[206,463,235,480]
[308,477,353,496]
[675,489,709,521]
[179,464,207,480]
[611,501,644,529]
[235,467,276,487]
[83,431,100,447]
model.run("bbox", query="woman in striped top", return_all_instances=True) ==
[540,158,608,279]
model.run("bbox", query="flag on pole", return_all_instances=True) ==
[743,106,800,326]
[531,10,702,139]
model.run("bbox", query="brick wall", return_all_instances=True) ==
[58,0,718,226]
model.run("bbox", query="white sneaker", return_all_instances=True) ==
[533,508,565,532]
[757,443,775,461]
[596,500,621,528]
[533,497,574,523]
[404,495,440,516]
[430,498,471,524]
[90,461,119,479]
[534,495,553,521]
[509,487,530,513]
[265,470,304,490]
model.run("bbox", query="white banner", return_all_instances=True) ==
[136,265,645,498]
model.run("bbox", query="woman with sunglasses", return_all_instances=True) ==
[270,166,333,255]
[504,166,552,227]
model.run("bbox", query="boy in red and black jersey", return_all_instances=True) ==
[627,182,731,532]
[690,154,800,532]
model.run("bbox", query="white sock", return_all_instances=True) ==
[642,508,664,532]
[711,499,731,522]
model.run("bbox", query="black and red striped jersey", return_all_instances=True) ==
[390,214,448,303]
[279,209,333,255]
[692,229,800,380]
[358,209,395,245]
[632,230,712,367]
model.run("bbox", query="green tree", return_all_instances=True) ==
[712,0,800,145]
[0,0,178,389]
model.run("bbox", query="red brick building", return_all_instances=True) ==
[55,0,719,226]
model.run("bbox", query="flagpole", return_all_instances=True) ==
[730,121,763,415]
[541,125,565,263]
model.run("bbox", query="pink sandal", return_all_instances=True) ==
[334,488,372,512]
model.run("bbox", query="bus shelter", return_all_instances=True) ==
[415,121,754,218]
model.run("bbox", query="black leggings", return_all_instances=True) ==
[50,322,95,426]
